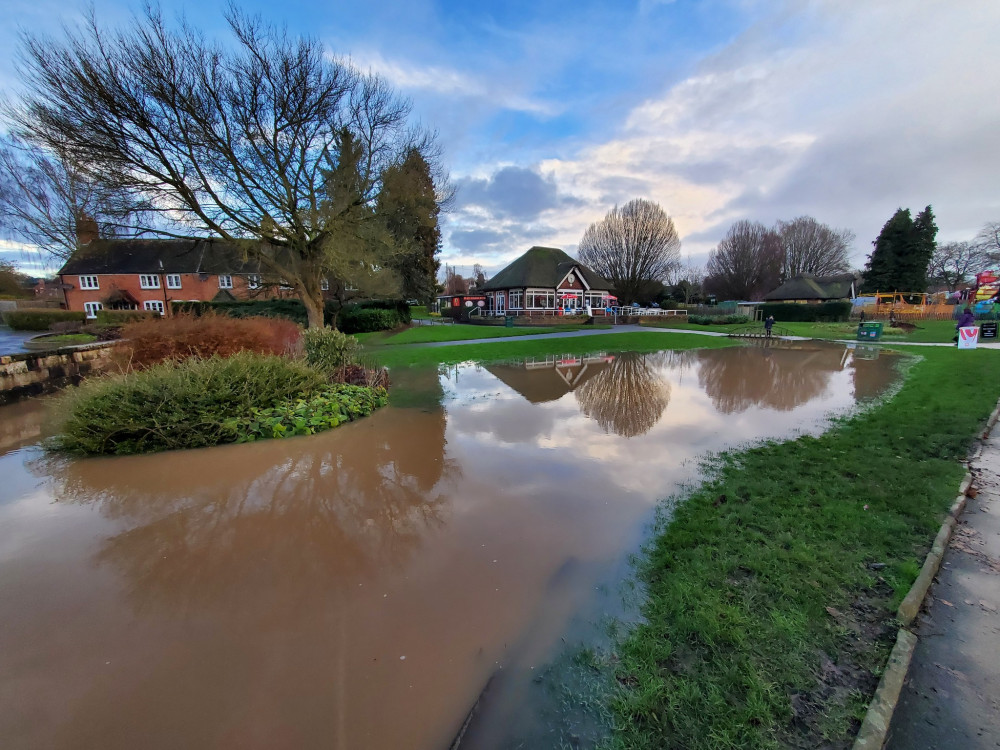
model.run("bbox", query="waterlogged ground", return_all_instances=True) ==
[0,342,900,750]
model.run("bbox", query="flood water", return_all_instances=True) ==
[0,342,899,750]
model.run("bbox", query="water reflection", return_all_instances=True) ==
[575,352,674,437]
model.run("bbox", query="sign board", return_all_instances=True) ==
[958,326,980,350]
[981,322,998,340]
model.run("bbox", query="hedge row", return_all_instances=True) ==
[2,309,86,331]
[171,298,411,332]
[760,301,852,322]
[95,309,157,325]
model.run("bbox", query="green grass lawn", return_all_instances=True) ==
[642,318,962,343]
[27,333,98,347]
[408,305,435,320]
[357,322,611,347]
[607,346,1000,749]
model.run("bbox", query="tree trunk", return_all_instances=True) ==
[302,289,325,329]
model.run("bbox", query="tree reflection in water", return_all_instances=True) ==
[30,393,450,615]
[574,351,677,437]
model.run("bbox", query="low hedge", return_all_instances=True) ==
[688,314,751,325]
[760,301,851,322]
[172,298,410,332]
[2,309,86,331]
[95,309,157,325]
[238,385,388,441]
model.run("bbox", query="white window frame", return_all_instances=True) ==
[320,278,329,291]
[218,275,233,289]
[139,274,161,289]
[526,288,555,309]
[143,300,165,315]
[246,274,261,290]
[84,301,103,319]
[165,274,182,289]
[79,275,99,290]
[509,290,523,310]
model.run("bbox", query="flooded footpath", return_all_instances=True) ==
[0,342,900,749]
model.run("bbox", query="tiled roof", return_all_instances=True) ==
[58,238,261,276]
[482,246,613,291]
[764,273,857,301]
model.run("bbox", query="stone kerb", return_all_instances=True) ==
[0,342,115,405]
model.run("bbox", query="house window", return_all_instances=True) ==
[79,275,99,290]
[247,274,261,290]
[84,301,103,319]
[527,290,555,309]
[218,275,233,289]
[320,278,329,291]
[144,300,165,315]
[586,292,605,308]
[139,274,160,289]
[509,290,523,309]
[166,274,182,289]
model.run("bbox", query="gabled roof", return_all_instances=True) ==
[482,246,613,291]
[58,238,262,276]
[764,273,857,301]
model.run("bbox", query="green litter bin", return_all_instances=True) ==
[857,322,883,341]
[505,315,515,328]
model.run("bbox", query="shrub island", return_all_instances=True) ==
[51,314,388,456]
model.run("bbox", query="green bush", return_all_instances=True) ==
[173,299,309,325]
[688,314,751,325]
[760,301,851,322]
[303,326,360,373]
[2,309,86,331]
[239,385,388,441]
[338,307,401,333]
[54,352,327,455]
[95,309,157,325]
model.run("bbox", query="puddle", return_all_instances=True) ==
[0,342,900,749]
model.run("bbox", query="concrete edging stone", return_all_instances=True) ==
[851,395,1000,750]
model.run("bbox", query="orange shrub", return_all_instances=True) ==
[116,312,302,369]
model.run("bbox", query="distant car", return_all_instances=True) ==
[406,299,419,305]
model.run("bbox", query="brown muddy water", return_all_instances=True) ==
[0,342,899,750]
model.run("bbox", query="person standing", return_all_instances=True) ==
[764,314,775,338]
[955,306,976,344]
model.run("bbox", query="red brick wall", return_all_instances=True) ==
[61,272,262,315]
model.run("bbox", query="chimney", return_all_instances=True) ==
[76,215,99,246]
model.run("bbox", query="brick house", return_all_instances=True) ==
[58,237,308,318]
[480,246,615,316]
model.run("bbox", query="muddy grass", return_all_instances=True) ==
[604,347,1000,750]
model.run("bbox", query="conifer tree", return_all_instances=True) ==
[861,207,936,293]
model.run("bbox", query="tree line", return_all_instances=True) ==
[0,6,448,328]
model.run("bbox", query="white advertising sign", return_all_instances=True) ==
[958,326,979,350]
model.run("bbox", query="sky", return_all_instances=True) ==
[1,0,998,278]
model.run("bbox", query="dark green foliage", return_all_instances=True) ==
[53,353,327,455]
[862,206,937,293]
[377,148,442,303]
[688,314,750,325]
[303,326,361,373]
[240,385,387,441]
[2,309,86,330]
[609,348,1000,749]
[95,309,156,325]
[172,298,410,332]
[760,301,852,322]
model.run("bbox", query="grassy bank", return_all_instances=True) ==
[642,318,960,343]
[356,322,611,347]
[371,330,737,369]
[607,346,1000,749]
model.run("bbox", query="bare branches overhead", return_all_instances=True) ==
[776,216,853,278]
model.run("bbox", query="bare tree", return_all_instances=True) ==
[975,221,1000,261]
[6,6,436,327]
[443,265,468,295]
[704,220,782,301]
[776,216,853,278]
[578,198,681,305]
[928,241,990,291]
[0,135,149,260]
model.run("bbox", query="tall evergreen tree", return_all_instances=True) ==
[861,207,936,293]
[376,149,442,303]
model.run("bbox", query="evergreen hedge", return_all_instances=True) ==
[2,309,86,330]
[760,301,851,322]
[171,298,411,332]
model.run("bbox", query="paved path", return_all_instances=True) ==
[886,435,1000,750]
[0,326,36,356]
